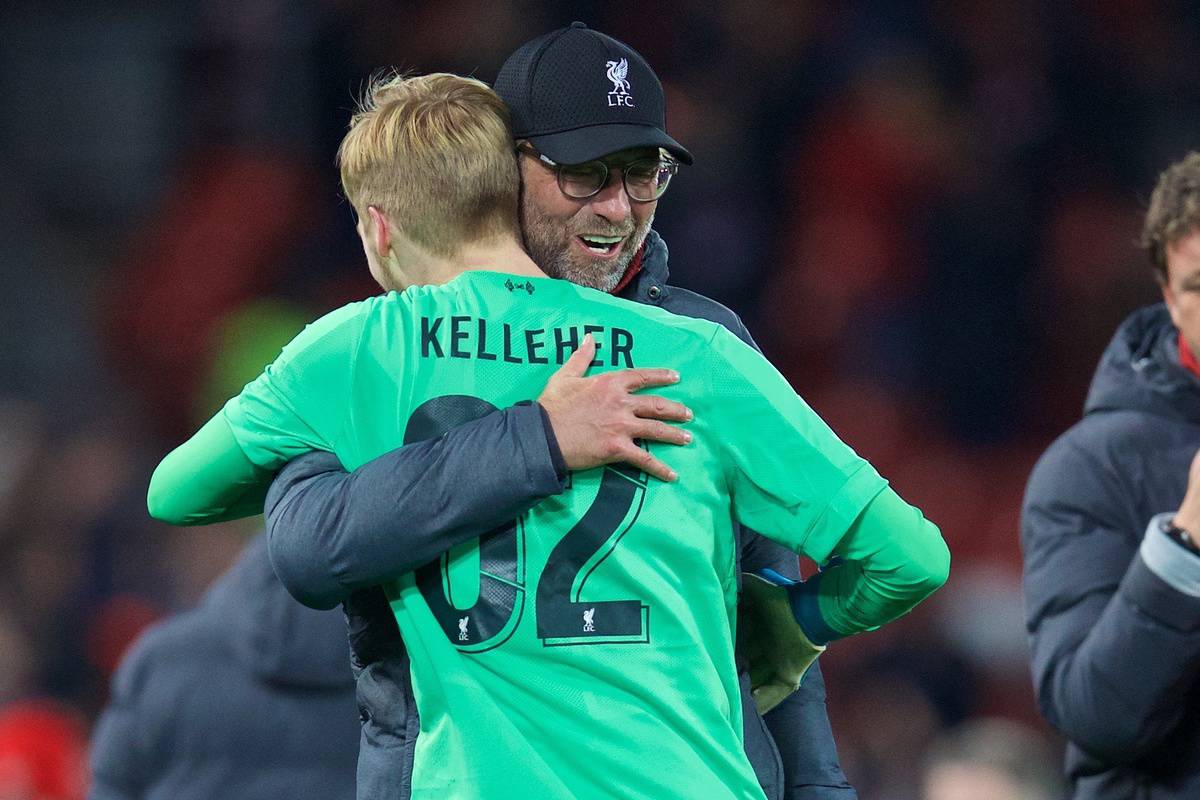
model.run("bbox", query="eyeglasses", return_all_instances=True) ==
[518,143,679,202]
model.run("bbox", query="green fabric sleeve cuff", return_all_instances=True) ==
[811,487,949,637]
[787,573,843,645]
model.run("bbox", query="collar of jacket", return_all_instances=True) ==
[1180,331,1200,379]
[1085,303,1200,424]
[615,229,672,306]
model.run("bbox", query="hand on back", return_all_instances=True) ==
[538,334,692,482]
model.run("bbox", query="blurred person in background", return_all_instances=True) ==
[265,23,857,800]
[1022,151,1200,799]
[88,304,359,800]
[87,536,358,800]
[920,718,1060,800]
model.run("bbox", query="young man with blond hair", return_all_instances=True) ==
[338,73,525,282]
[150,72,948,799]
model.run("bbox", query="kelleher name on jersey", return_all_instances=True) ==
[420,315,637,367]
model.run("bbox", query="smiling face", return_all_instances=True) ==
[518,146,659,292]
[1162,229,1200,353]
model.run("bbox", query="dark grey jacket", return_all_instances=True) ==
[266,231,854,800]
[1022,304,1200,800]
[89,534,359,800]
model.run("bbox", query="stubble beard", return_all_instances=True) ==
[520,199,654,293]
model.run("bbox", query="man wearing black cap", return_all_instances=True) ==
[495,22,693,295]
[266,24,855,800]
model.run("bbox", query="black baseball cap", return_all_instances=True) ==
[494,22,693,166]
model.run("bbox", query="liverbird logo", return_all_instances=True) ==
[605,59,633,107]
[582,607,595,632]
[606,58,630,94]
[458,616,469,641]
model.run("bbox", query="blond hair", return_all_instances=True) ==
[338,72,520,256]
[1141,152,1200,284]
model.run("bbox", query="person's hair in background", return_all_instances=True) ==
[921,718,1062,800]
[1140,150,1200,356]
[337,72,520,257]
[1140,151,1200,285]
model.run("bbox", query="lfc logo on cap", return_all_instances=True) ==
[605,58,634,107]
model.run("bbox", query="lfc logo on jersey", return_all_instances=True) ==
[582,608,595,632]
[458,616,470,641]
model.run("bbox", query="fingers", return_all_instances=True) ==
[630,419,692,446]
[616,367,680,391]
[617,442,677,483]
[556,333,596,379]
[630,394,692,422]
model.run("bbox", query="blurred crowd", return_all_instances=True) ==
[4,1,1199,798]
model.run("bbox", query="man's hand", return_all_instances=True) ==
[538,334,692,482]
[1173,448,1200,535]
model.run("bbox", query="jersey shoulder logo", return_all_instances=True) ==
[458,616,470,641]
[606,59,633,107]
[504,278,535,295]
[582,607,595,632]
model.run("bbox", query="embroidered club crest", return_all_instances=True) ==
[605,58,633,107]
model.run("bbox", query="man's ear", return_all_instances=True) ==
[367,206,393,258]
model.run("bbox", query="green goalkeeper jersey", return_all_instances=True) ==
[159,270,892,799]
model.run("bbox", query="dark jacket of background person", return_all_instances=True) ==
[266,230,856,800]
[88,534,358,800]
[1022,304,1200,800]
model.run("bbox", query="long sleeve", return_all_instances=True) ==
[702,326,948,642]
[147,302,365,526]
[147,415,272,525]
[88,637,158,800]
[265,402,566,609]
[1022,435,1200,764]
[788,488,949,643]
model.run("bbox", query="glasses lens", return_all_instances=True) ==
[624,159,676,201]
[557,163,608,199]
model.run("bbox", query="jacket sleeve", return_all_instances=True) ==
[89,634,160,800]
[741,533,856,799]
[765,665,856,799]
[266,402,565,610]
[1022,434,1200,764]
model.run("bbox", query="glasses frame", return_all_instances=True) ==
[517,143,679,203]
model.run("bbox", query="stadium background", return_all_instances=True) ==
[2,1,1198,797]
